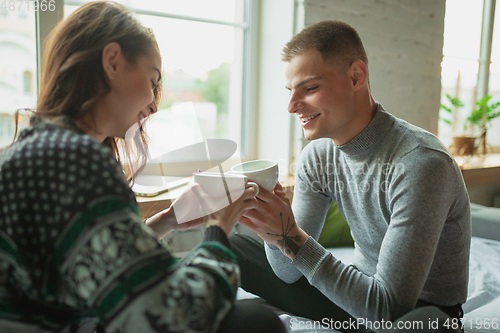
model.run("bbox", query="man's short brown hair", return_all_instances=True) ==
[282,20,368,72]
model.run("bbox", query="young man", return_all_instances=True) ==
[230,20,470,330]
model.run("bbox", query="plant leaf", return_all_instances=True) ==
[440,104,452,113]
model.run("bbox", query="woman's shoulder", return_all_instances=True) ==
[1,121,126,193]
[10,121,114,166]
[1,121,135,218]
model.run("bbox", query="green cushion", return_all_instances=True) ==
[318,201,354,248]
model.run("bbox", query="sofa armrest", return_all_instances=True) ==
[470,203,500,241]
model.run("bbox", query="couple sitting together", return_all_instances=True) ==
[0,1,470,332]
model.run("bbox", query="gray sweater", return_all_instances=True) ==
[266,104,471,322]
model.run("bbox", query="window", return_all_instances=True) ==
[488,1,500,147]
[439,0,500,150]
[64,0,250,168]
[2,0,255,170]
[0,1,37,148]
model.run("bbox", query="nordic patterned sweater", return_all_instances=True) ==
[0,118,238,333]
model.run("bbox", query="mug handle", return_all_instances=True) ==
[246,181,259,197]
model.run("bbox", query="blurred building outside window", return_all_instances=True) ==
[0,1,36,147]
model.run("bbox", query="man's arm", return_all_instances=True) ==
[263,172,332,283]
[240,148,468,322]
[260,141,334,282]
[292,150,466,322]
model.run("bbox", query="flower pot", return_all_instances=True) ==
[449,136,476,156]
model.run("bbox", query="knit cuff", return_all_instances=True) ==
[292,236,329,281]
[204,226,231,249]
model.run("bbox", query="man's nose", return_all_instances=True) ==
[288,91,304,114]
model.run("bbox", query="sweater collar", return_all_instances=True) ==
[17,115,86,142]
[336,103,395,157]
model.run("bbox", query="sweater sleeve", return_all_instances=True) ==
[56,138,239,333]
[291,148,463,322]
[265,141,333,283]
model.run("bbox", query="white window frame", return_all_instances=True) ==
[473,0,499,151]
[35,0,64,95]
[477,0,496,99]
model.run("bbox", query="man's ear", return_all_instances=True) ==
[350,60,368,92]
[102,42,123,82]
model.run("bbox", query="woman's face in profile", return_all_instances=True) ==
[104,46,162,139]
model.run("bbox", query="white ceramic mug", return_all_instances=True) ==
[193,172,259,201]
[230,160,279,192]
[172,172,259,224]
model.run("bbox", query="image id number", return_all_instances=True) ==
[1,0,56,12]
[444,318,499,330]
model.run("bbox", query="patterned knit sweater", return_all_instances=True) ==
[0,118,239,333]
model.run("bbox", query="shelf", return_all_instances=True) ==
[456,154,500,187]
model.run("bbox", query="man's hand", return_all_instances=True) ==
[239,182,308,260]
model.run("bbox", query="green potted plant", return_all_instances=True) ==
[465,94,500,155]
[440,93,463,126]
[440,94,476,156]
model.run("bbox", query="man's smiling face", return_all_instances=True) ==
[285,49,358,144]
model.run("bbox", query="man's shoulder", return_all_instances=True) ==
[389,116,452,161]
[379,117,463,185]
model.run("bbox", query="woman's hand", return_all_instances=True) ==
[238,182,308,259]
[144,207,205,240]
[146,182,258,239]
[204,184,259,236]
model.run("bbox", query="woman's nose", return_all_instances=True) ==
[148,101,158,115]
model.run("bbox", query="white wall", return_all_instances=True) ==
[302,0,446,134]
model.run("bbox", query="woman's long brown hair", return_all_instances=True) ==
[3,1,161,181]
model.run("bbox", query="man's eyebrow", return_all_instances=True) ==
[285,76,321,91]
[154,68,162,84]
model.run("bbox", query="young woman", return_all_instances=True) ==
[0,2,284,332]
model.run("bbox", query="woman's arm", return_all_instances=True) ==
[56,139,251,332]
